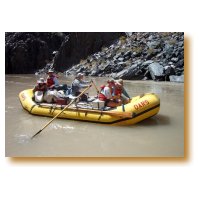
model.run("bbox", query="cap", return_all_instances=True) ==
[37,78,45,84]
[48,69,54,73]
[76,73,84,78]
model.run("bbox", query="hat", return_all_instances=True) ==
[115,79,123,87]
[76,73,84,78]
[37,78,45,84]
[115,81,122,87]
[48,69,54,73]
[107,79,115,84]
[117,79,123,84]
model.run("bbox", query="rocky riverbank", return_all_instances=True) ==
[65,32,184,82]
[5,32,184,82]
[5,32,123,74]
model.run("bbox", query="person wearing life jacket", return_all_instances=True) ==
[46,69,59,89]
[33,78,47,103]
[114,79,131,104]
[98,79,122,108]
[71,73,91,101]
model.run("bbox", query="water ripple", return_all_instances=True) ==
[14,134,31,144]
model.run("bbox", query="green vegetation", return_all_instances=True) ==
[132,46,143,54]
[119,36,127,45]
[147,48,155,55]
[168,39,177,45]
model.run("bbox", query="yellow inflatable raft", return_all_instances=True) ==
[19,89,160,125]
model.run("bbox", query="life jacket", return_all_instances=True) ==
[115,87,122,96]
[98,85,107,101]
[47,75,55,87]
[98,93,107,101]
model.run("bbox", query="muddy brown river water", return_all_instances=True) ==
[5,75,184,157]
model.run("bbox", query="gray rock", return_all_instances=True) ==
[113,52,122,60]
[169,75,184,83]
[176,59,184,68]
[115,64,145,80]
[118,57,124,61]
[171,57,179,62]
[147,41,160,49]
[148,62,164,81]
[178,41,184,47]
[123,50,132,57]
[117,61,126,66]
[115,69,128,79]
[142,60,154,67]
[90,70,98,76]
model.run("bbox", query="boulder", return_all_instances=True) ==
[142,60,154,67]
[169,75,184,83]
[148,62,165,81]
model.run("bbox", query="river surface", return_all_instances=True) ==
[5,74,184,157]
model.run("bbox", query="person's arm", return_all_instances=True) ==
[77,79,90,88]
[79,83,89,88]
[122,87,130,98]
[81,79,91,84]
[33,86,37,93]
[53,77,59,86]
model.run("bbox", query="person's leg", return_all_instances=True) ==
[106,100,120,108]
[121,94,130,104]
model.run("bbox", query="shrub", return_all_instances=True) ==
[168,39,177,45]
[132,47,143,54]
[147,48,155,55]
[119,36,127,44]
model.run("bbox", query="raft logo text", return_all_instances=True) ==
[134,100,149,110]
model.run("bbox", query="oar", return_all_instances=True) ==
[31,84,92,139]
[91,79,100,94]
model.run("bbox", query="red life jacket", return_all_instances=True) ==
[47,75,55,87]
[98,93,107,101]
[98,85,107,101]
[115,88,122,96]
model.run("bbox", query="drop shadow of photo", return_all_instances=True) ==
[137,114,170,126]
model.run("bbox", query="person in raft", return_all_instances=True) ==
[44,69,61,103]
[33,78,47,103]
[71,73,91,101]
[114,79,131,104]
[46,69,59,90]
[98,79,122,108]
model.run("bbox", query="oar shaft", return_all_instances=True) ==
[91,80,99,93]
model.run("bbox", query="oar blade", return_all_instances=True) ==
[31,129,42,139]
